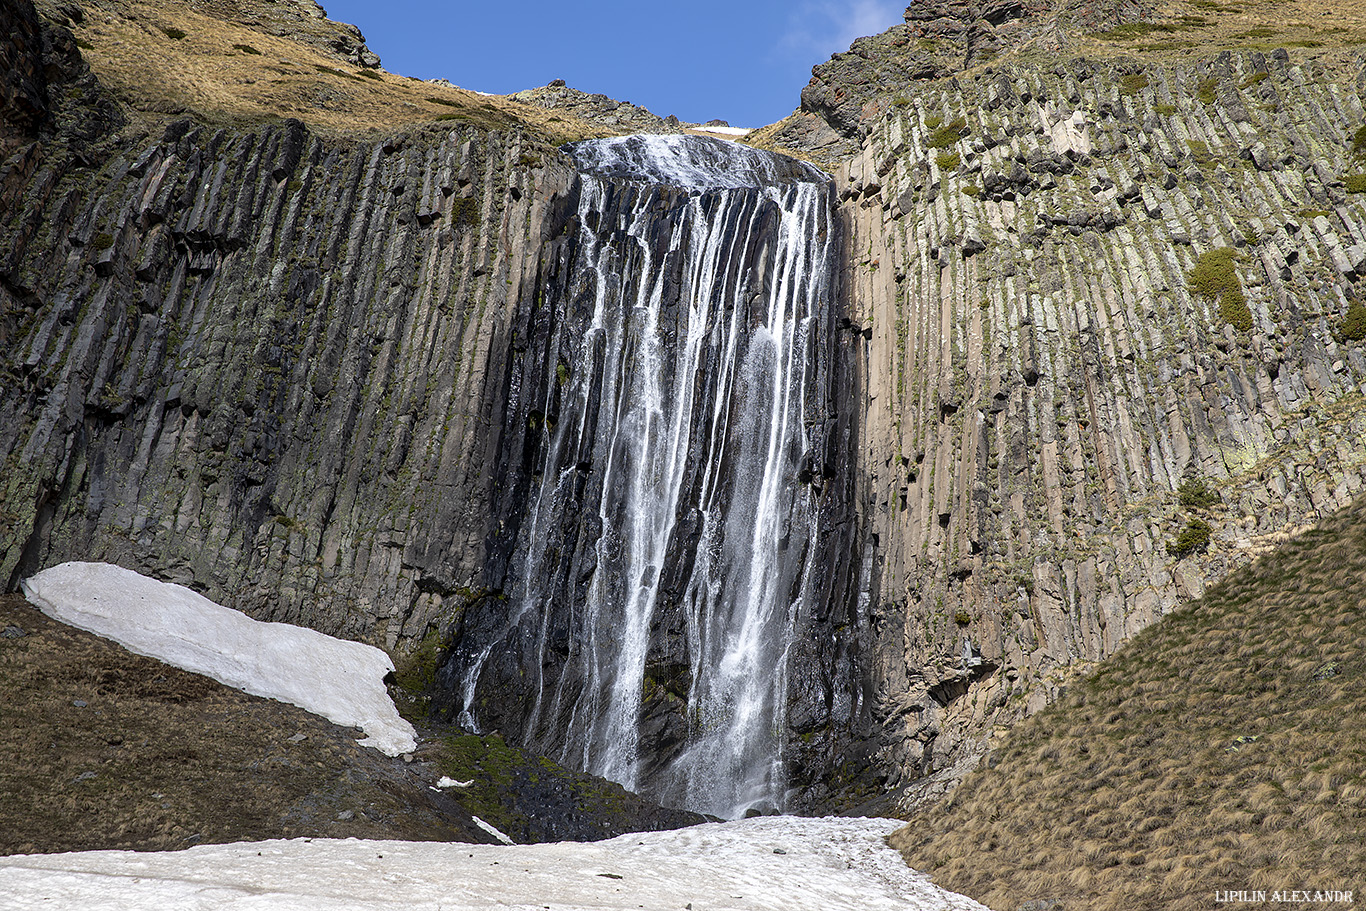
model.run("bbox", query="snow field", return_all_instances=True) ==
[0,817,987,911]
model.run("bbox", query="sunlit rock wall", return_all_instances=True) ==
[842,50,1366,808]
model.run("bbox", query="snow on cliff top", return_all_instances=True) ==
[21,562,416,756]
[0,816,988,911]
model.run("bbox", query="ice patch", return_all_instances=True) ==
[437,776,473,788]
[21,562,416,756]
[0,817,989,910]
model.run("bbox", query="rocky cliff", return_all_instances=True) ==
[839,47,1366,808]
[0,0,583,650]
[6,0,1366,816]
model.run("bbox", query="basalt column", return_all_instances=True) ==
[436,135,866,818]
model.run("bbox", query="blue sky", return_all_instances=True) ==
[320,1,906,128]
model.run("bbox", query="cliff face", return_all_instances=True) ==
[0,11,578,648]
[0,2,870,809]
[7,0,1366,816]
[839,48,1366,807]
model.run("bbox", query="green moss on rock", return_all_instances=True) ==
[1189,247,1252,332]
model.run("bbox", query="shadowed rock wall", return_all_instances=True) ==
[1,111,576,651]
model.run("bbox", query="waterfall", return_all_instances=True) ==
[445,134,845,819]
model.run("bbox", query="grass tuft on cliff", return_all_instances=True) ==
[891,495,1366,910]
[1189,247,1253,332]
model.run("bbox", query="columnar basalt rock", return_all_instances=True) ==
[0,109,579,652]
[8,0,1366,821]
[841,50,1366,809]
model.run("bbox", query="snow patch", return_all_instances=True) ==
[691,125,753,136]
[437,776,473,788]
[471,815,517,845]
[0,817,989,910]
[21,562,416,757]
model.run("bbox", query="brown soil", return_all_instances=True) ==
[0,593,492,854]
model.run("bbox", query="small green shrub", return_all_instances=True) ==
[158,25,187,40]
[1189,247,1239,299]
[1196,77,1219,105]
[1189,247,1252,331]
[954,610,972,626]
[232,43,261,55]
[1178,477,1221,510]
[936,151,960,171]
[426,96,460,107]
[961,185,982,198]
[924,113,944,130]
[1187,139,1213,167]
[1352,126,1366,155]
[892,94,911,107]
[1168,518,1213,557]
[1339,299,1366,342]
[928,117,968,150]
[1345,174,1366,194]
[75,37,94,49]
[451,197,479,227]
[1240,71,1270,89]
[1119,73,1149,95]
[357,69,382,80]
[1220,290,1253,332]
[314,64,360,81]
[556,362,570,386]
[92,232,114,251]
[1154,102,1178,115]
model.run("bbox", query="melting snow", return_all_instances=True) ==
[10,565,986,908]
[21,562,417,756]
[690,125,753,136]
[0,817,988,910]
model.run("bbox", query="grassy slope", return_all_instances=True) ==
[59,0,621,143]
[890,496,1366,910]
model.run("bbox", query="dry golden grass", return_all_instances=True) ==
[891,495,1366,910]
[63,0,619,143]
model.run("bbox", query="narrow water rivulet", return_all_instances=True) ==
[443,134,853,819]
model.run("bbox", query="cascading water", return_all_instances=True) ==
[442,134,853,819]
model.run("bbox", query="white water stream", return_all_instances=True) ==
[460,135,836,818]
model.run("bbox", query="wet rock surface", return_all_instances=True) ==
[434,135,867,816]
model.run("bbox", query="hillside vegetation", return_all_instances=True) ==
[890,495,1366,910]
[43,0,619,142]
